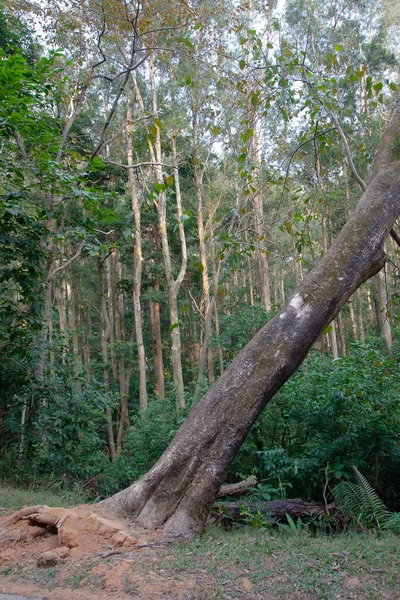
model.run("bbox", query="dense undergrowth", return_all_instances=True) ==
[1,333,399,516]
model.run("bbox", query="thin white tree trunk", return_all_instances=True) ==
[148,55,187,407]
[126,106,147,412]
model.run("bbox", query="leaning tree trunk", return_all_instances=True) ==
[101,102,400,539]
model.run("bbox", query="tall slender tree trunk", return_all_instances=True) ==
[375,265,392,352]
[81,306,92,383]
[98,258,116,461]
[337,311,347,356]
[106,258,118,381]
[67,272,81,388]
[193,101,214,386]
[149,228,165,398]
[131,71,165,398]
[245,0,271,312]
[126,106,147,412]
[321,213,339,357]
[54,279,68,363]
[111,248,128,450]
[34,246,54,379]
[214,302,224,376]
[355,288,366,344]
[349,297,359,339]
[148,54,187,407]
[250,132,271,311]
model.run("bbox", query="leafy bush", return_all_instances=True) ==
[229,341,400,508]
[0,373,115,488]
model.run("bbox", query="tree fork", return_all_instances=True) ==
[100,104,400,538]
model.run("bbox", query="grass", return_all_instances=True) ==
[158,526,400,599]
[0,481,85,511]
[1,485,400,599]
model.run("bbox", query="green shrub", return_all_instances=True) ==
[229,341,400,508]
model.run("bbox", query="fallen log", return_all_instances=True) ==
[213,499,327,523]
[217,476,257,497]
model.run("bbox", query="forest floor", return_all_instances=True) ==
[0,483,399,600]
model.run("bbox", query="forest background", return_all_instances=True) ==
[1,0,399,513]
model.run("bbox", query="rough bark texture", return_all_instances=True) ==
[100,103,400,539]
[193,101,214,388]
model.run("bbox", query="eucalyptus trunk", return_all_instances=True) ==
[126,106,147,412]
[98,258,116,461]
[149,54,187,408]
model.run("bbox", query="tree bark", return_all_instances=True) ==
[150,223,165,399]
[149,55,186,408]
[100,103,400,539]
[106,258,118,381]
[98,258,116,461]
[355,287,366,344]
[66,271,81,389]
[217,476,257,497]
[126,106,147,412]
[193,101,214,387]
[245,0,271,312]
[80,304,92,383]
[336,310,347,356]
[54,278,68,363]
[113,249,129,450]
[375,265,393,352]
[213,499,327,523]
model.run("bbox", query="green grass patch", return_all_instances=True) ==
[158,526,400,599]
[0,481,80,511]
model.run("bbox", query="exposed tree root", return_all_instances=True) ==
[0,504,154,567]
[0,476,258,567]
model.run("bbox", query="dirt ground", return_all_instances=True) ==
[0,504,200,600]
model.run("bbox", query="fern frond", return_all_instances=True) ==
[333,467,390,530]
[334,481,365,525]
[352,467,390,527]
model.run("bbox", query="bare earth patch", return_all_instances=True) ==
[0,504,195,599]
[0,504,153,562]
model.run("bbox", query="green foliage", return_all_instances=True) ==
[213,304,272,362]
[384,513,400,534]
[238,505,274,532]
[0,193,46,333]
[229,342,400,509]
[0,372,114,487]
[278,514,304,537]
[117,398,189,479]
[0,9,38,64]
[334,467,390,530]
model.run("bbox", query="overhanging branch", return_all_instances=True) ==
[48,240,85,281]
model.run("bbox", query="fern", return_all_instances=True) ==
[352,467,390,527]
[333,467,390,530]
[384,513,400,534]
